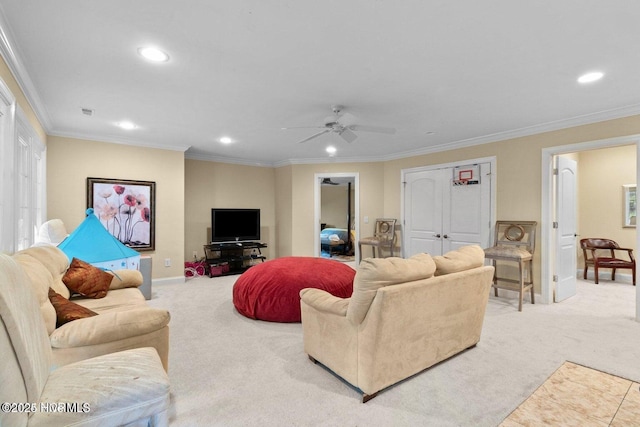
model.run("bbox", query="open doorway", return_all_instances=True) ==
[542,136,640,321]
[314,173,359,261]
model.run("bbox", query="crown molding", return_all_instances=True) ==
[0,6,52,131]
[381,103,640,162]
[48,129,191,153]
[184,151,275,167]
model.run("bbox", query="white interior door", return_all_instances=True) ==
[404,169,445,256]
[443,163,492,252]
[554,156,578,302]
[404,162,492,257]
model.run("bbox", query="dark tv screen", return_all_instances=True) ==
[211,208,260,242]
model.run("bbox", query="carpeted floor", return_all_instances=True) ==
[147,271,640,426]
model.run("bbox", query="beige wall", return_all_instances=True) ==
[275,165,293,257]
[47,136,185,279]
[286,162,386,256]
[383,115,640,292]
[184,159,275,261]
[321,185,354,229]
[577,145,636,266]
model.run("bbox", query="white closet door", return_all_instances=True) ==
[404,162,492,257]
[443,163,491,252]
[404,168,446,257]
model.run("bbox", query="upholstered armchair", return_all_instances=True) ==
[580,238,636,286]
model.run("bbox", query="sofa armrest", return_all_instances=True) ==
[50,308,170,348]
[108,269,143,290]
[299,288,349,316]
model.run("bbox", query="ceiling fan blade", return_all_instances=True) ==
[297,129,331,143]
[339,127,358,143]
[282,126,325,130]
[349,124,396,135]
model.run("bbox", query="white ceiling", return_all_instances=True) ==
[2,1,640,166]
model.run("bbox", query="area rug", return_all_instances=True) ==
[500,361,640,426]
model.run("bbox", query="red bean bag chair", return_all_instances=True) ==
[232,256,355,322]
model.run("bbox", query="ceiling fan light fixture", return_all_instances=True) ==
[138,47,170,62]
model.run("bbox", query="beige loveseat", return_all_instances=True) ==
[300,245,494,402]
[11,245,170,371]
[0,253,170,426]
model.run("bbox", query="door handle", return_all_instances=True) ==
[435,234,441,238]
[443,234,449,239]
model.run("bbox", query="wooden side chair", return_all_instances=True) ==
[580,238,636,286]
[483,221,537,311]
[358,218,397,262]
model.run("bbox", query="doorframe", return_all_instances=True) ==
[400,156,497,258]
[313,172,360,260]
[541,134,640,320]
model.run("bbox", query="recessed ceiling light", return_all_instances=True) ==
[219,137,233,144]
[138,47,169,62]
[116,121,137,130]
[326,146,337,155]
[577,71,604,84]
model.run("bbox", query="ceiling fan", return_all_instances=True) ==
[283,105,396,144]
[321,178,339,185]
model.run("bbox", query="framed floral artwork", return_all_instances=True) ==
[87,177,156,251]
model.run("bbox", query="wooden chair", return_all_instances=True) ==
[483,221,537,311]
[358,218,397,262]
[580,238,636,286]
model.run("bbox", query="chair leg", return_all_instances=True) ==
[492,259,498,297]
[594,264,599,284]
[612,268,617,282]
[529,259,535,305]
[583,264,588,280]
[633,267,636,286]
[518,261,524,312]
[358,244,362,263]
[372,247,376,258]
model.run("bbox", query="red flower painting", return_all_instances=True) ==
[89,178,154,250]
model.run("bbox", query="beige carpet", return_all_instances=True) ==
[501,361,640,426]
[148,274,640,426]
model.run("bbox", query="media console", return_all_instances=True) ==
[203,242,267,277]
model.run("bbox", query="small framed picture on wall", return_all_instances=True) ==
[87,177,156,251]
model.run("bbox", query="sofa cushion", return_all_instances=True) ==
[108,269,143,290]
[346,253,436,325]
[48,288,98,327]
[63,258,112,298]
[433,245,485,276]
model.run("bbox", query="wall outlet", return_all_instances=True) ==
[192,250,198,258]
[164,258,171,267]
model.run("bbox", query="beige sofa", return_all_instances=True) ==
[11,245,170,371]
[300,245,494,402]
[0,253,170,426]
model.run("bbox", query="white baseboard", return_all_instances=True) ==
[152,276,186,286]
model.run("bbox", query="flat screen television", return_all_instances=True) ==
[211,208,260,243]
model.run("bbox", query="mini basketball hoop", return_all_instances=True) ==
[452,179,469,186]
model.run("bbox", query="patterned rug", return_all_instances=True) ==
[500,362,640,426]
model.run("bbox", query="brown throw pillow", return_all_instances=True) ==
[48,288,98,327]
[62,257,112,298]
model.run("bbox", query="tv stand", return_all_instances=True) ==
[203,242,267,277]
